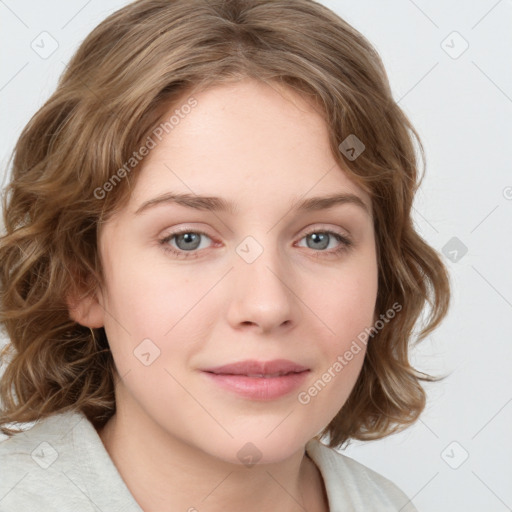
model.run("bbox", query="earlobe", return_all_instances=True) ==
[66,289,105,329]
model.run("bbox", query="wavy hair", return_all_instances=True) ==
[0,0,450,444]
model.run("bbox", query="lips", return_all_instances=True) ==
[202,359,310,377]
[200,359,310,400]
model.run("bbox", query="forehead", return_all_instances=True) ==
[126,78,372,216]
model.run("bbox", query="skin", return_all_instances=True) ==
[68,78,378,512]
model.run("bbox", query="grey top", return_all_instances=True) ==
[0,409,418,511]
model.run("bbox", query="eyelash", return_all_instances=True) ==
[158,228,353,260]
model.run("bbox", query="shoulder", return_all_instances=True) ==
[0,410,95,511]
[0,410,142,512]
[306,438,418,511]
[0,409,85,464]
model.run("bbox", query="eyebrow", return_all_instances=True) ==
[134,191,370,216]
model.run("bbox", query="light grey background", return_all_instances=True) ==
[1,1,511,511]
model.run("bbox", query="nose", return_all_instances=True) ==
[225,239,298,335]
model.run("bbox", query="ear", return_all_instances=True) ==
[66,286,105,329]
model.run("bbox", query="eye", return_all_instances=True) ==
[159,230,214,259]
[296,230,353,257]
[159,228,353,259]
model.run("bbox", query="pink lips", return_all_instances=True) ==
[201,359,310,400]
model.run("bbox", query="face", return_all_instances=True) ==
[79,78,378,465]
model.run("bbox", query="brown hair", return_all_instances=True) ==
[0,0,450,445]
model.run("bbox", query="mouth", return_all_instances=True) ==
[200,359,310,400]
[202,359,310,376]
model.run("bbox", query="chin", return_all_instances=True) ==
[197,431,311,467]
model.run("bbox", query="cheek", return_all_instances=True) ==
[313,255,379,348]
[298,254,377,410]
[101,251,200,333]
[297,276,374,425]
[99,253,218,383]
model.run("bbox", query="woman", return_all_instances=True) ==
[0,1,450,510]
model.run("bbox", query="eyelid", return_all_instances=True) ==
[299,223,350,238]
